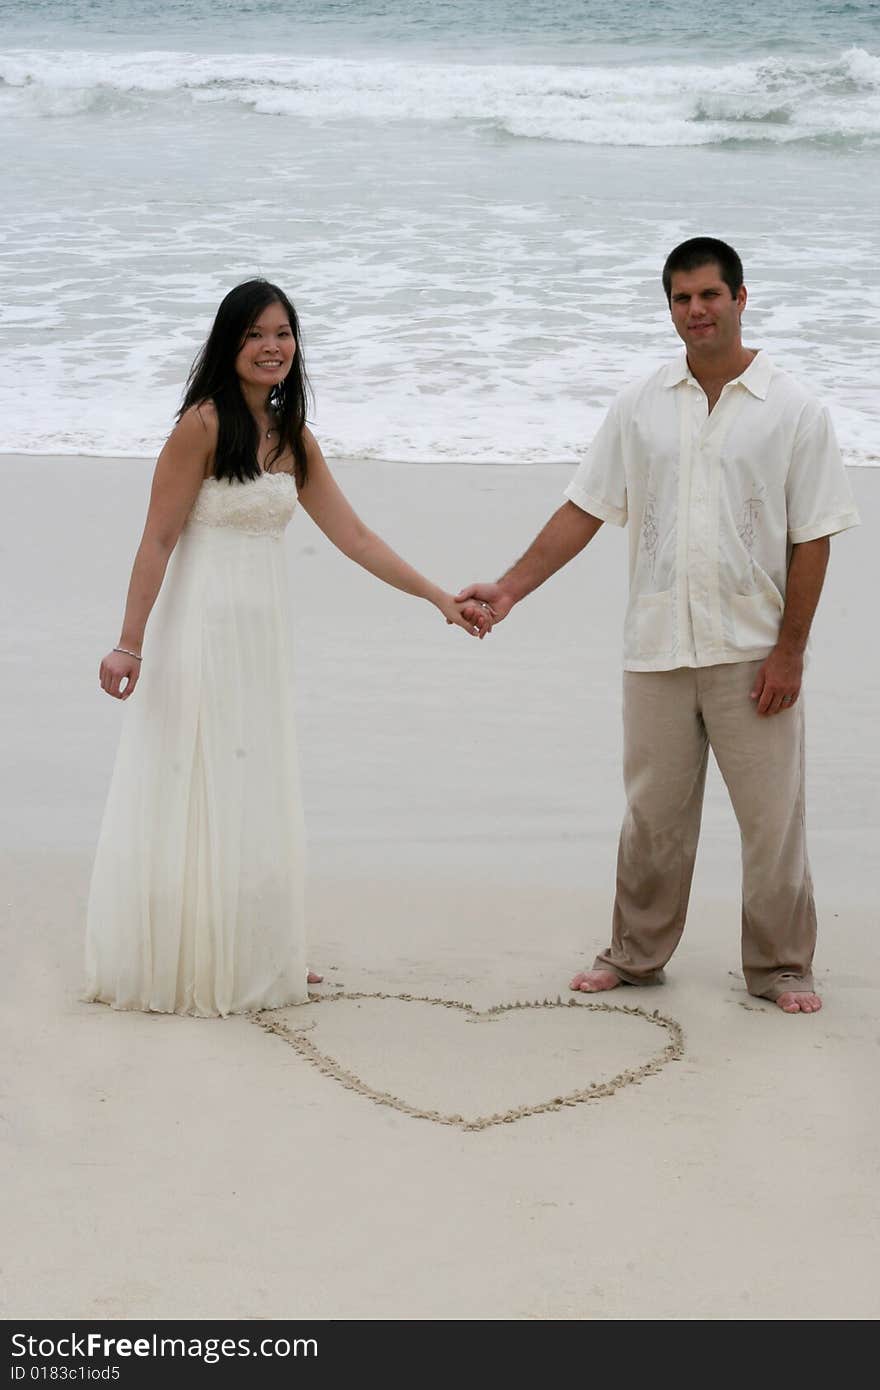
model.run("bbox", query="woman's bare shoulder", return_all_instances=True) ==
[166,402,218,472]
[301,423,326,462]
[177,399,219,439]
[154,403,218,482]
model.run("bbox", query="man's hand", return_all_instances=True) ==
[455,582,514,639]
[750,645,804,716]
[437,591,493,637]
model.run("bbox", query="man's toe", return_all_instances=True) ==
[776,990,822,1013]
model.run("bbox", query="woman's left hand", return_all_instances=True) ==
[438,593,493,637]
[99,648,142,699]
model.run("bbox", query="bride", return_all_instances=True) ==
[85,279,487,1018]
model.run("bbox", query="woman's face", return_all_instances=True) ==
[235,302,296,392]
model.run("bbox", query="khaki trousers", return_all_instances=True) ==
[595,660,817,1000]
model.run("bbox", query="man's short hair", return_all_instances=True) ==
[662,238,744,303]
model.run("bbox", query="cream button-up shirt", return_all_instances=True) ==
[565,351,860,672]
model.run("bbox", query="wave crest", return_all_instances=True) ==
[2,45,879,145]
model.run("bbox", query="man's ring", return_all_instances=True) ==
[782,695,792,703]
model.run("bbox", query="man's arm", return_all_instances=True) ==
[457,501,604,634]
[750,536,831,716]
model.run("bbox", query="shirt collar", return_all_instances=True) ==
[663,349,774,400]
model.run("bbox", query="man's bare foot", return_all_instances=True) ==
[307,971,323,985]
[569,969,621,993]
[775,990,822,1013]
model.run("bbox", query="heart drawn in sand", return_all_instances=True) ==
[253,991,684,1131]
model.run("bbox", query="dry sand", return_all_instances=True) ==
[1,454,878,1320]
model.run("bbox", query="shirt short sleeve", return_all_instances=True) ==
[786,403,861,543]
[564,397,628,526]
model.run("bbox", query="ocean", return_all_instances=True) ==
[1,0,878,464]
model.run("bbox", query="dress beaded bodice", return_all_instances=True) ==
[186,472,298,538]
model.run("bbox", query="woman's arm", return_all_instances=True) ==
[296,429,487,635]
[99,407,214,699]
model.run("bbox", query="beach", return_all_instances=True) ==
[2,453,878,1320]
[3,0,879,1327]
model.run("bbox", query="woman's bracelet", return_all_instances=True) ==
[113,647,142,662]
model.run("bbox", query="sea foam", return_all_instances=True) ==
[2,45,879,145]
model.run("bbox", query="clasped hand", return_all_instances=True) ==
[441,583,508,638]
[446,581,513,639]
[440,591,495,637]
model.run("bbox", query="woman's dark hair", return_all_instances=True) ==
[662,238,744,304]
[179,279,312,485]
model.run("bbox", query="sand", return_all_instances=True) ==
[1,454,878,1320]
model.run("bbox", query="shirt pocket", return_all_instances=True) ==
[729,591,783,649]
[628,588,675,656]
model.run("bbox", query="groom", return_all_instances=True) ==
[458,237,860,1014]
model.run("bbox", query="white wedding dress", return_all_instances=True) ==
[85,471,310,1017]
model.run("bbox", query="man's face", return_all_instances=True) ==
[668,262,747,359]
